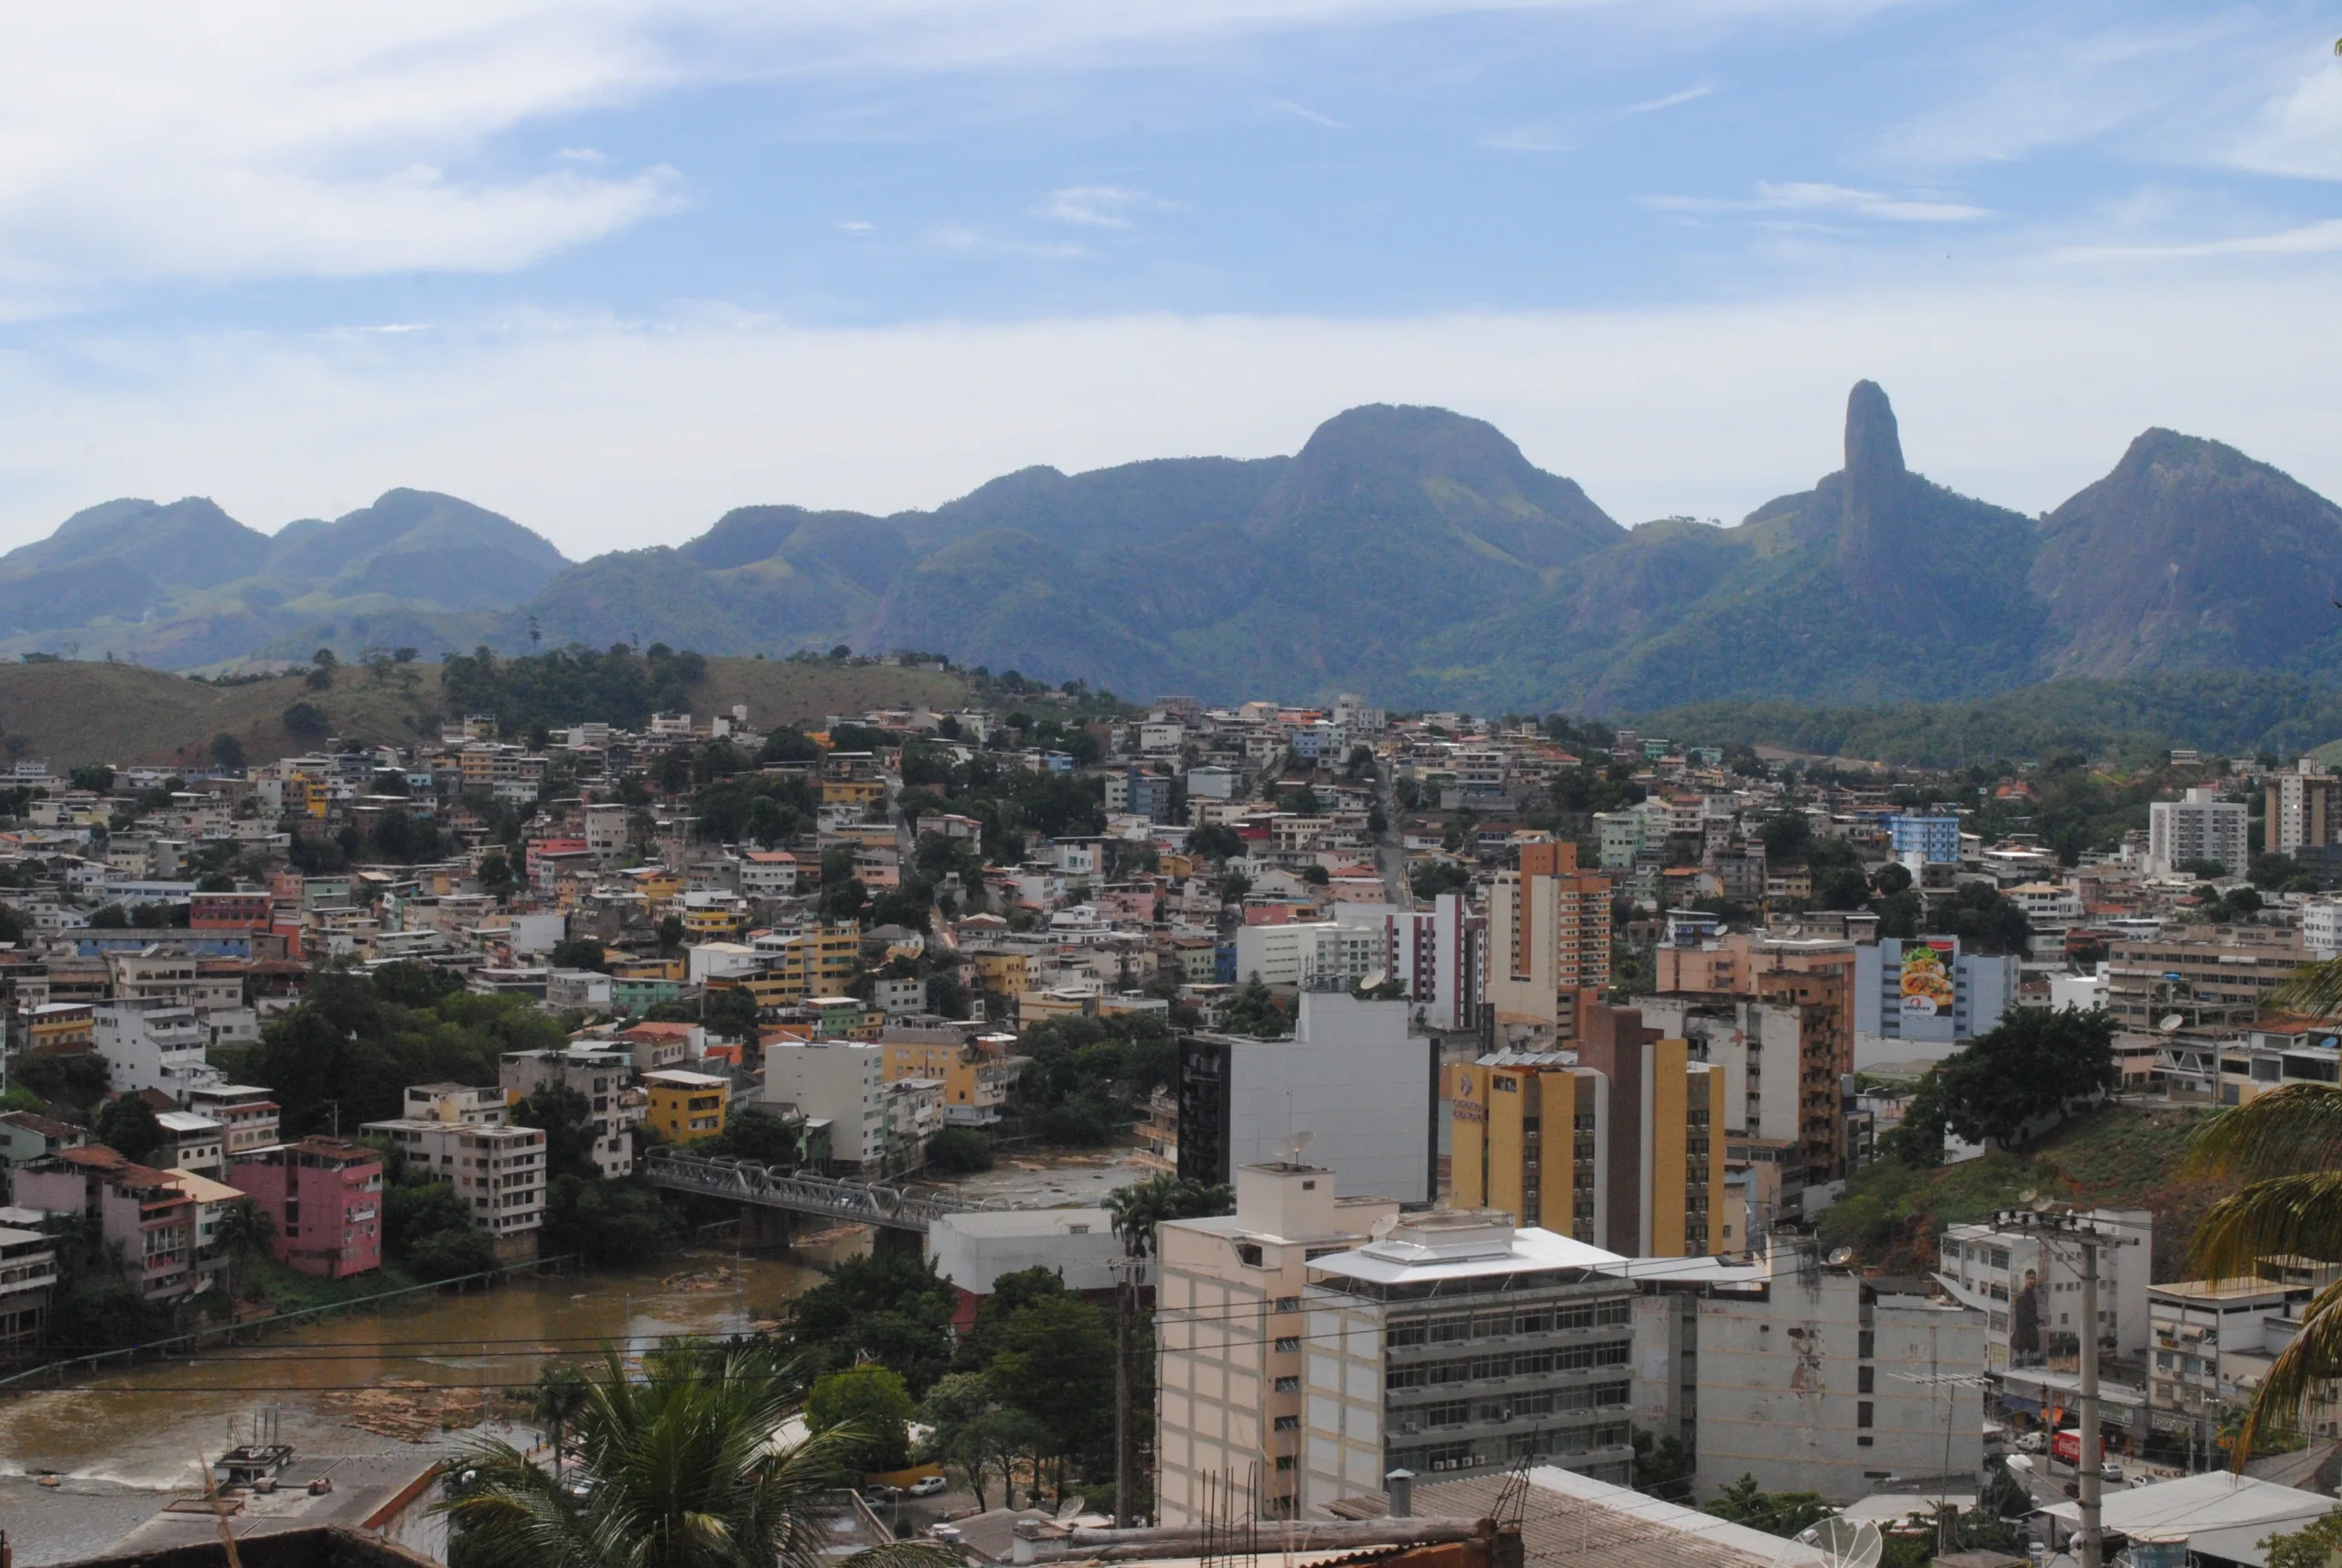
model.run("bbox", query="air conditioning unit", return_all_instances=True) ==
[1401,1422,1421,1434]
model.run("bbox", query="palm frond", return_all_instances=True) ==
[2186,1084,2342,1179]
[2190,1174,2342,1282]
[2232,1273,2342,1469]
[2266,957,2342,1021]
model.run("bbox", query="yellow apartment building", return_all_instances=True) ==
[644,1069,730,1144]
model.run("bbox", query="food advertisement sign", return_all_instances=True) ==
[1899,940,1957,1017]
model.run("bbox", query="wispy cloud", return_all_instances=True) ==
[1034,186,1175,229]
[1623,81,1713,116]
[2056,219,2342,263]
[553,146,606,164]
[1644,180,1990,222]
[837,220,876,233]
[1271,98,1347,129]
[925,223,1087,259]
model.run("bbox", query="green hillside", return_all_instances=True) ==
[0,657,968,769]
[1820,1104,2232,1283]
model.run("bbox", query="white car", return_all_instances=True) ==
[907,1476,949,1498]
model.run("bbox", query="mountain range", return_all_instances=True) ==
[14,383,2342,714]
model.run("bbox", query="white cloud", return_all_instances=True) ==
[1270,98,1348,128]
[6,270,2340,560]
[1643,180,1988,222]
[2056,218,2342,263]
[1623,81,1712,115]
[1034,186,1173,228]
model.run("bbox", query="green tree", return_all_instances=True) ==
[924,1127,992,1175]
[985,1292,1117,1489]
[439,1344,943,1568]
[93,1095,165,1164]
[1103,1175,1233,1521]
[209,732,247,771]
[1703,1475,1834,1537]
[807,1365,916,1473]
[784,1252,959,1396]
[2263,1510,2342,1568]
[550,939,607,972]
[212,1196,276,1301]
[702,985,763,1045]
[529,1364,590,1466]
[1931,1007,2117,1148]
[1410,860,1470,900]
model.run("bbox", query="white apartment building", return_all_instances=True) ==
[1155,1162,1401,1523]
[1303,1212,1641,1509]
[500,1047,637,1179]
[737,851,799,896]
[360,1087,546,1259]
[2149,1261,2342,1451]
[764,1038,891,1169]
[155,1112,226,1178]
[1230,920,1381,990]
[94,1000,221,1103]
[1933,1208,2153,1372]
[2305,899,2342,959]
[1668,1242,1983,1504]
[2148,788,2251,877]
[187,1084,281,1157]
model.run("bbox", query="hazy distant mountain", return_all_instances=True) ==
[0,489,566,669]
[16,391,2342,711]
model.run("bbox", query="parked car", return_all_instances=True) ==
[908,1476,949,1498]
[861,1486,901,1505]
[2099,1460,2124,1483]
[2014,1431,2046,1455]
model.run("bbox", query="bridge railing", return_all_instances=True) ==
[645,1150,1023,1229]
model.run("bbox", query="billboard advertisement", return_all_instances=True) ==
[1899,940,1957,1017]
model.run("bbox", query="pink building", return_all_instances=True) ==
[13,1145,200,1304]
[230,1136,384,1279]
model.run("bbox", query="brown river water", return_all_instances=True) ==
[0,1240,845,1564]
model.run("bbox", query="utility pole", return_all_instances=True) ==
[1993,1207,2140,1568]
[1112,1252,1137,1528]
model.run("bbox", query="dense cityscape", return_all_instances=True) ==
[0,650,2337,1565]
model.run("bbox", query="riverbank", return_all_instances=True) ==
[0,1240,843,1566]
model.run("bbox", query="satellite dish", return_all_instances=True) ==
[1827,1248,1853,1266]
[2158,1014,2186,1033]
[1293,1130,1315,1156]
[2017,1189,2039,1208]
[1054,1496,1086,1523]
[1781,1518,1882,1568]
[1370,1214,1400,1240]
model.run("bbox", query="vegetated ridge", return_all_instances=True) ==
[12,383,2342,718]
[0,657,968,769]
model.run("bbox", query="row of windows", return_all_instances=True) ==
[1396,1381,1631,1429]
[1387,1299,1630,1348]
[1385,1340,1631,1389]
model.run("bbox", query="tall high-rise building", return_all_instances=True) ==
[2268,765,2342,857]
[2147,787,2250,877]
[1340,893,1483,1034]
[1484,841,1611,1044]
[1451,1003,1730,1258]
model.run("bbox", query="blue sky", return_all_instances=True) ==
[1,0,2340,555]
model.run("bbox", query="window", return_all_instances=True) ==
[1273,1337,1300,1353]
[1858,1330,1875,1359]
[1273,1414,1299,1432]
[1237,1243,1262,1267]
[1273,1375,1299,1392]
[1274,1296,1301,1313]
[1273,1455,1295,1472]
[1857,1367,1875,1394]
[1857,1402,1874,1429]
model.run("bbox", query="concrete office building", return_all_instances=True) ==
[1853,937,2020,1067]
[1302,1211,1640,1508]
[1341,894,1482,1036]
[1649,1241,1984,1505]
[1176,992,1435,1204]
[2148,788,2250,877]
[1935,1208,2153,1373]
[1231,920,1383,990]
[1640,969,1855,1187]
[1154,1162,1401,1522]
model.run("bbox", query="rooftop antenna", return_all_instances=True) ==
[1777,1518,1881,1568]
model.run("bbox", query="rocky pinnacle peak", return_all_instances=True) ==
[1844,380,1905,479]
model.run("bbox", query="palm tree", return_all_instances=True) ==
[2186,960,2342,1463]
[1103,1175,1232,1526]
[212,1197,275,1305]
[439,1340,945,1568]
[529,1365,590,1468]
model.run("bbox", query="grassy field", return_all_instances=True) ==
[1819,1102,2232,1282]
[0,657,971,769]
